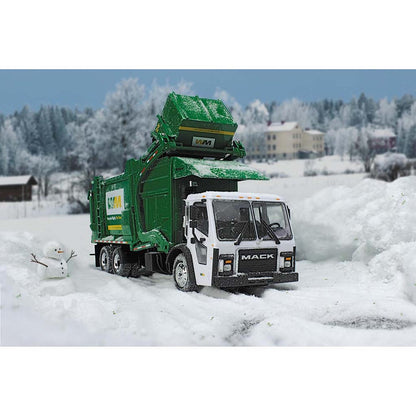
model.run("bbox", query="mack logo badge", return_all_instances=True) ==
[241,254,275,260]
[106,189,125,215]
[192,136,215,148]
[238,249,278,273]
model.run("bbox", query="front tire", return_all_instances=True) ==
[173,253,199,292]
[99,245,114,273]
[112,247,132,277]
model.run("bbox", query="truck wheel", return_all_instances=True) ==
[99,245,114,274]
[173,253,199,292]
[112,247,132,277]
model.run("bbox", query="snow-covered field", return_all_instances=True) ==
[2,172,416,346]
[247,155,363,178]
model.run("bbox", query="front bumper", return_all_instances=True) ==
[212,272,298,288]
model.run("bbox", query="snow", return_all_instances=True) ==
[303,129,324,135]
[0,175,36,186]
[246,155,363,178]
[369,128,396,138]
[175,156,267,180]
[371,152,408,182]
[2,172,416,345]
[266,121,298,132]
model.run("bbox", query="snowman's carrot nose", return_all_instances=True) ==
[58,250,64,253]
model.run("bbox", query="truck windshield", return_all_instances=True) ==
[252,201,292,240]
[213,200,256,241]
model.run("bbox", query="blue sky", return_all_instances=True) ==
[1,70,416,114]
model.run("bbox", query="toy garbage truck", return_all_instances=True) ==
[89,92,298,291]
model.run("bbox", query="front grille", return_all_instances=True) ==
[237,248,278,273]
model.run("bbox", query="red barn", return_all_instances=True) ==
[368,129,396,154]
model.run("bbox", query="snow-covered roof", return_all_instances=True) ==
[266,121,299,132]
[188,191,286,203]
[369,128,396,139]
[304,129,324,135]
[0,175,37,186]
[173,157,268,181]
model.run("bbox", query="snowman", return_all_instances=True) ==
[30,241,77,279]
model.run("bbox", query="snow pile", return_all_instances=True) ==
[295,176,416,261]
[370,152,409,182]
[294,176,416,301]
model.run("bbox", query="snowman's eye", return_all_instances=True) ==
[55,249,57,251]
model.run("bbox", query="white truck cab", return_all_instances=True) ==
[173,191,298,291]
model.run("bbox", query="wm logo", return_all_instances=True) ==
[192,136,215,148]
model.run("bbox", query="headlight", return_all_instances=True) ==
[218,255,234,276]
[280,252,294,271]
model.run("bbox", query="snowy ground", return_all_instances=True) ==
[2,172,416,346]
[247,155,363,178]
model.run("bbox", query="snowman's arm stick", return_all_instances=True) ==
[67,250,77,262]
[30,253,48,268]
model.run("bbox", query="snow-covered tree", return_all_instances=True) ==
[214,88,243,124]
[67,111,107,192]
[397,102,416,155]
[244,99,269,125]
[238,99,269,156]
[270,98,318,128]
[27,153,59,198]
[327,127,359,160]
[375,98,397,127]
[101,78,147,171]
[0,118,29,175]
[142,80,194,144]
[356,127,375,172]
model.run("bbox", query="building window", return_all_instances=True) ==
[273,145,276,150]
[273,135,276,140]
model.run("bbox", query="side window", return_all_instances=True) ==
[192,203,209,236]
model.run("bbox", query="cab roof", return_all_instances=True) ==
[186,191,286,203]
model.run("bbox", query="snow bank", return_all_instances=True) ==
[294,176,416,301]
[295,176,416,262]
[368,242,416,303]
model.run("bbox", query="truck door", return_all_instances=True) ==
[187,201,212,286]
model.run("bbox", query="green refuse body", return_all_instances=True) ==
[89,92,267,257]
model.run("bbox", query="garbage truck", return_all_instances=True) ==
[89,92,298,291]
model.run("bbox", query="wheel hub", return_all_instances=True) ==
[114,253,121,272]
[175,262,188,288]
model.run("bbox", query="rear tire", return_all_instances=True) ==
[173,253,199,292]
[99,245,114,274]
[112,247,132,277]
